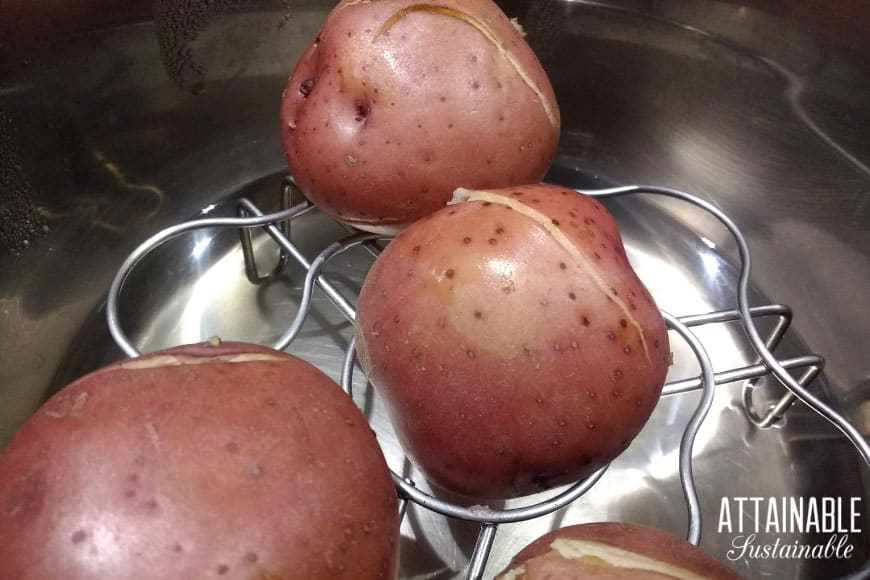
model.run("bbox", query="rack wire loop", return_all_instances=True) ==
[664,311,717,545]
[106,200,313,358]
[585,186,870,468]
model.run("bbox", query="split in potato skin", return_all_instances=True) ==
[496,522,744,580]
[280,0,561,231]
[0,341,400,580]
[355,184,671,500]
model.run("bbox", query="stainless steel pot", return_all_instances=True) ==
[2,1,868,578]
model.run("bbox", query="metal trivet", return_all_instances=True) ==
[105,178,870,579]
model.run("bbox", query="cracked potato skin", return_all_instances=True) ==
[355,184,670,499]
[0,341,399,580]
[280,0,560,232]
[496,522,743,579]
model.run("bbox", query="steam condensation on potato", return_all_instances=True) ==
[0,341,399,580]
[280,0,560,232]
[355,183,671,499]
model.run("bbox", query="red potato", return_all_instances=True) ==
[280,0,560,233]
[0,340,399,580]
[355,183,670,499]
[495,522,743,579]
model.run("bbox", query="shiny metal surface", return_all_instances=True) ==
[1,1,869,579]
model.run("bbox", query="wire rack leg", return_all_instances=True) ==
[744,364,822,428]
[466,524,498,580]
[237,178,297,284]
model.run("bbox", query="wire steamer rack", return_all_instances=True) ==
[105,177,870,579]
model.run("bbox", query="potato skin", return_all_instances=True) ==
[496,522,743,579]
[280,0,560,232]
[355,184,670,499]
[0,341,399,580]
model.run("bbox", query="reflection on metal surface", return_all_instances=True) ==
[180,237,239,340]
[35,149,166,234]
[761,56,870,181]
[92,150,165,209]
[562,0,870,187]
[188,232,213,259]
